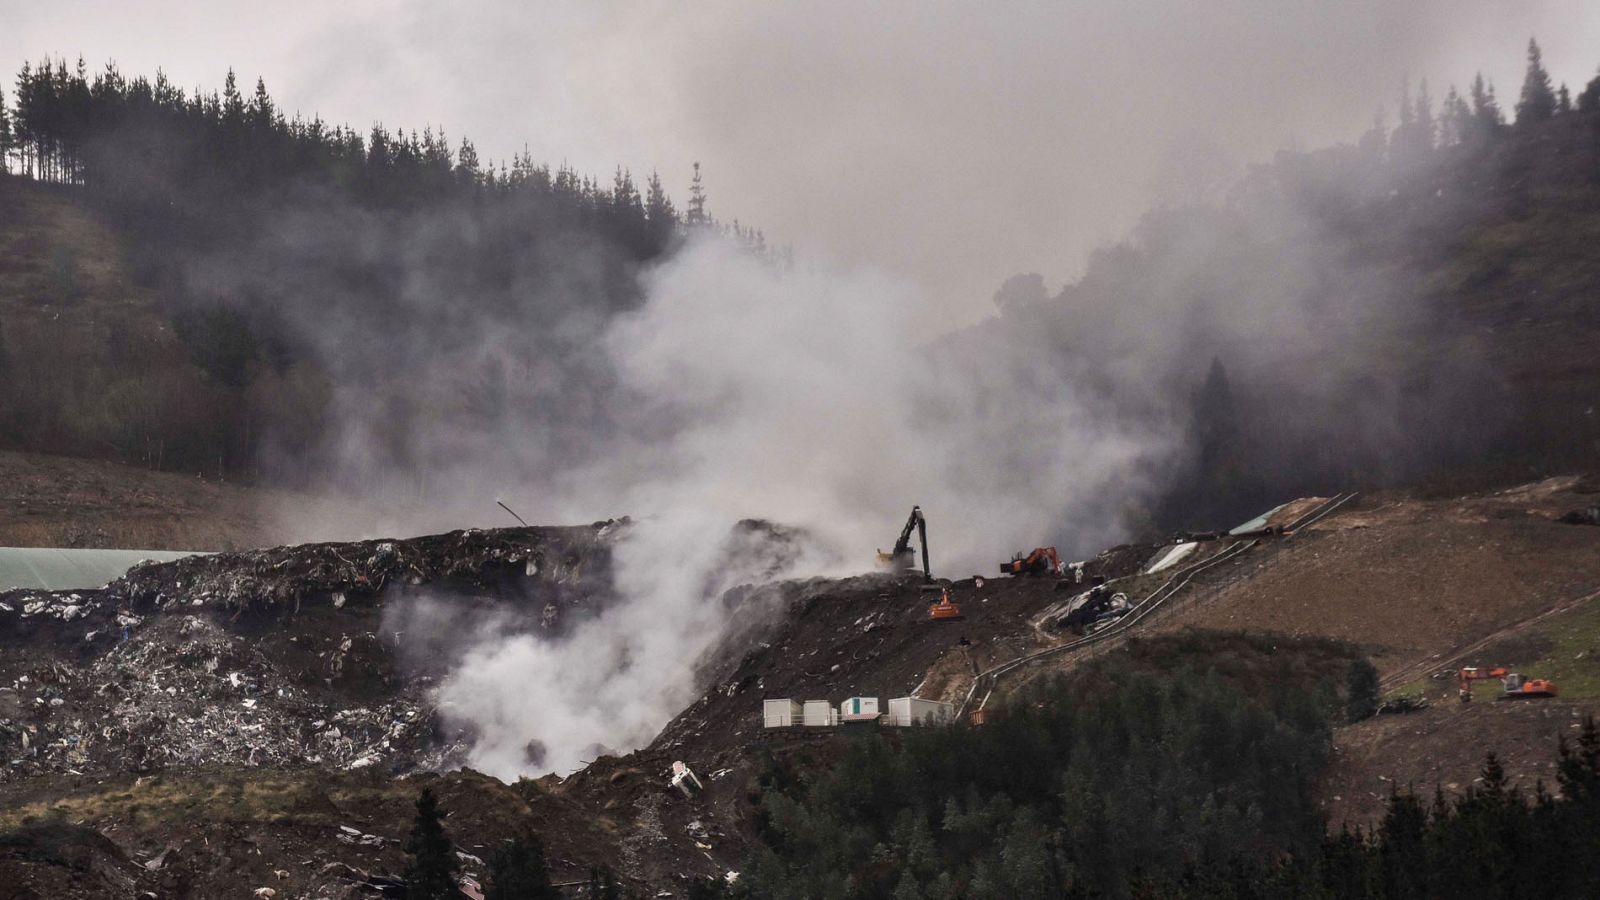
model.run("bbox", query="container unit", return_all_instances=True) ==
[886,697,955,727]
[838,696,881,722]
[763,699,803,728]
[802,700,838,727]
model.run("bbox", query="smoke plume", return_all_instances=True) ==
[393,234,1163,777]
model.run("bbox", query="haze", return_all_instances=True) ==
[7,0,1600,326]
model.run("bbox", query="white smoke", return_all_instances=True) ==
[428,234,1168,778]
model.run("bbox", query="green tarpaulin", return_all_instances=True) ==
[0,547,200,592]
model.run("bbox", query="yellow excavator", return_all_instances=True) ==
[876,506,930,580]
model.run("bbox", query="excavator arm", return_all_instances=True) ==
[879,506,931,579]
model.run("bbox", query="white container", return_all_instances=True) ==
[802,700,836,727]
[838,697,881,721]
[763,699,803,728]
[886,697,954,727]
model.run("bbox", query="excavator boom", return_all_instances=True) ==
[877,506,931,579]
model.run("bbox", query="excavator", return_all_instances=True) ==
[876,506,930,580]
[1457,666,1558,702]
[1000,546,1061,576]
[928,587,964,621]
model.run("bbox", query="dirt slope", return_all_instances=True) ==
[1153,478,1600,678]
[0,449,353,551]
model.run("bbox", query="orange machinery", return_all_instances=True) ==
[929,588,964,621]
[1458,666,1558,702]
[999,547,1060,576]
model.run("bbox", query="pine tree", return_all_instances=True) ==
[1378,788,1427,900]
[248,76,276,130]
[455,136,481,188]
[0,84,10,175]
[1557,83,1572,114]
[484,831,558,900]
[221,68,245,126]
[1345,659,1379,722]
[1516,37,1557,124]
[686,161,708,226]
[1414,79,1435,152]
[403,788,459,899]
[1581,69,1600,113]
[1470,72,1504,140]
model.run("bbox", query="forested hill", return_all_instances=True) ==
[3,45,1600,537]
[954,40,1600,532]
[0,58,765,482]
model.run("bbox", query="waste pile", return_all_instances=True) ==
[0,521,628,782]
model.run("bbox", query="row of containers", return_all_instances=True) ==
[763,696,955,728]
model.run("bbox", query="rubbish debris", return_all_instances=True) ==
[1377,695,1429,715]
[669,760,703,797]
[1559,506,1600,526]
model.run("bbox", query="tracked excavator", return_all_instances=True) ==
[1000,546,1061,576]
[1457,666,1558,702]
[876,506,931,580]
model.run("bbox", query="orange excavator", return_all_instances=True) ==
[928,587,964,621]
[999,547,1061,576]
[1457,666,1558,702]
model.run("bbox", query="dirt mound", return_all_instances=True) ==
[0,822,143,899]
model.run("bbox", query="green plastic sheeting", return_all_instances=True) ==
[0,547,201,592]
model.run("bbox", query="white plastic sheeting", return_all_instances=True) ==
[1145,541,1197,574]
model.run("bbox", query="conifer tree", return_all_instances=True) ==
[1470,72,1504,137]
[1581,69,1600,113]
[1516,37,1557,123]
[484,831,558,900]
[686,161,708,226]
[1557,82,1571,114]
[403,788,459,899]
[0,85,10,174]
[455,136,481,187]
[1345,659,1379,722]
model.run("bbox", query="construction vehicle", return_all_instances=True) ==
[999,546,1061,577]
[928,588,964,621]
[877,506,930,579]
[1457,666,1558,702]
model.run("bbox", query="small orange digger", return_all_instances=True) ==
[1458,666,1558,702]
[928,588,964,621]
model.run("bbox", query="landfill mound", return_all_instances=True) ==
[0,521,625,785]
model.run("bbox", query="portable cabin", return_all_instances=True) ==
[886,697,955,727]
[763,699,803,728]
[838,696,881,722]
[802,700,837,726]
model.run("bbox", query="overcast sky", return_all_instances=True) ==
[7,1,1600,323]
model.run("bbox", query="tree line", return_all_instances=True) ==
[695,632,1600,899]
[0,57,770,256]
